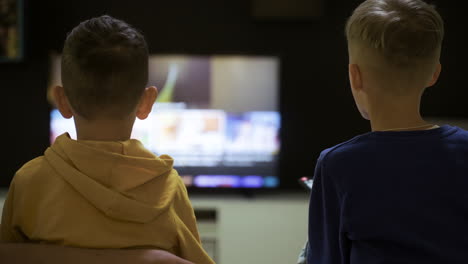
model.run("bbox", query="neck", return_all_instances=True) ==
[73,116,135,141]
[368,93,429,132]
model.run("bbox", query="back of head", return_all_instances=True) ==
[61,15,148,120]
[345,0,444,94]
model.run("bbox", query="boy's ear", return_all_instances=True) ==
[136,86,158,120]
[53,86,74,119]
[427,63,442,87]
[348,63,363,92]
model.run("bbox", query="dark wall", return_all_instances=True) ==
[2,0,467,188]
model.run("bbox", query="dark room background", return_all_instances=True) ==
[1,0,467,189]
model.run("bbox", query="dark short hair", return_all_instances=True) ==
[61,15,148,120]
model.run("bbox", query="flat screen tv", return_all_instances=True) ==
[49,54,281,191]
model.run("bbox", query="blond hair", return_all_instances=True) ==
[346,0,443,66]
[345,0,444,95]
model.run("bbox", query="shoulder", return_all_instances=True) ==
[312,133,375,194]
[11,155,55,192]
[14,156,46,182]
[317,132,374,167]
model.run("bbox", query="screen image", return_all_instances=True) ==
[49,55,280,189]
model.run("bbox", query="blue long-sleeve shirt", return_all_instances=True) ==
[308,125,468,264]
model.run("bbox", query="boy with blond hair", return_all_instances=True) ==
[308,0,468,263]
[0,15,214,264]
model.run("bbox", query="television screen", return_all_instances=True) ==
[49,54,281,189]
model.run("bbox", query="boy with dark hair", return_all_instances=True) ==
[308,0,468,263]
[0,15,214,264]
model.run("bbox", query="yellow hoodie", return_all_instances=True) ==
[0,133,215,264]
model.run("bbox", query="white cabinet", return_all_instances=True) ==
[192,193,309,264]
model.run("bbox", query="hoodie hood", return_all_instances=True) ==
[45,133,179,223]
